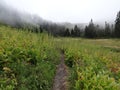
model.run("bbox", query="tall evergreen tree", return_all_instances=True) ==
[105,22,111,37]
[64,28,70,37]
[84,19,96,38]
[71,29,74,37]
[85,26,89,37]
[111,24,114,37]
[115,11,120,37]
[74,25,81,37]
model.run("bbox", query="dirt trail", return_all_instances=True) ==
[53,51,68,90]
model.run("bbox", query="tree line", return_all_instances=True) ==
[1,11,120,38]
[34,11,120,38]
[84,11,120,38]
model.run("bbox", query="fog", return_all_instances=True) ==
[2,0,120,23]
[0,0,47,27]
[0,0,119,38]
[0,0,120,26]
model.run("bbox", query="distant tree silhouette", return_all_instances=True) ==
[111,24,115,37]
[115,11,120,38]
[64,28,70,36]
[95,24,102,38]
[40,27,43,33]
[71,29,74,37]
[104,22,111,37]
[85,26,89,37]
[85,19,96,38]
[73,25,81,37]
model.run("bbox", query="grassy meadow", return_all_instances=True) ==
[56,38,120,90]
[0,26,60,90]
[0,25,120,90]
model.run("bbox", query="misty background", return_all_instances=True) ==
[0,0,120,38]
[0,0,120,24]
[2,0,120,23]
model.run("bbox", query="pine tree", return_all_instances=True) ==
[105,22,111,37]
[84,19,96,38]
[115,11,120,38]
[71,29,74,37]
[64,28,70,37]
[74,25,80,37]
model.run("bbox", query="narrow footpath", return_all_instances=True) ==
[53,50,68,90]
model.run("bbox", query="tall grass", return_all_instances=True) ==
[0,25,120,90]
[0,26,60,90]
[56,38,120,90]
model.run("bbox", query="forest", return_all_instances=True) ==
[2,11,119,39]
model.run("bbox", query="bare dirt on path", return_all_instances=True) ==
[53,51,68,90]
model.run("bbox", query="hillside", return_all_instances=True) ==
[0,1,47,27]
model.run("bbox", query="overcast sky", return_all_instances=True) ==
[3,0,120,23]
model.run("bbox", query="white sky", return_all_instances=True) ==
[3,0,120,23]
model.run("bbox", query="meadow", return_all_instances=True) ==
[56,38,120,90]
[0,26,60,90]
[0,25,120,90]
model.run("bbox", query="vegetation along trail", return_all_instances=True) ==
[53,50,68,90]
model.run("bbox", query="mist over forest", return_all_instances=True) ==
[0,0,120,38]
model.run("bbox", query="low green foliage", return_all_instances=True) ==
[0,25,120,90]
[0,26,59,90]
[56,38,120,90]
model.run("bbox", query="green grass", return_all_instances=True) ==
[55,38,120,90]
[0,25,120,90]
[0,26,60,90]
